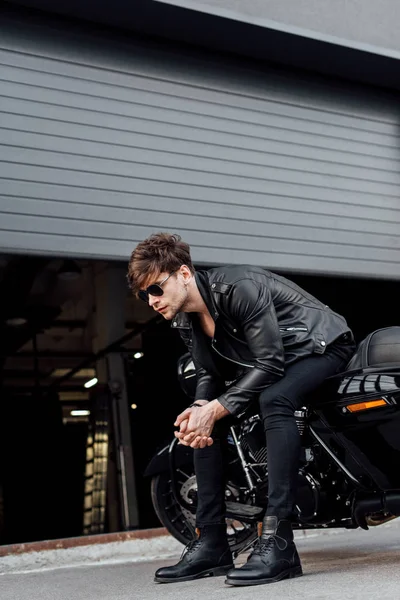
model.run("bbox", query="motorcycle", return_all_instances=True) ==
[145,326,400,557]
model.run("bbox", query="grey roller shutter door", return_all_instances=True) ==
[0,13,399,278]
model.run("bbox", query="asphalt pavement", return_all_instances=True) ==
[2,522,400,600]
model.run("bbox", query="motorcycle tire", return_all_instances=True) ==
[151,471,258,555]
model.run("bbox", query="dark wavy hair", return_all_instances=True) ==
[127,232,195,295]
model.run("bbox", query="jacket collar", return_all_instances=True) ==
[171,270,217,330]
[171,312,190,329]
[195,270,219,319]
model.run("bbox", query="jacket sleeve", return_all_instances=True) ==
[217,279,285,416]
[178,329,221,402]
[193,360,221,401]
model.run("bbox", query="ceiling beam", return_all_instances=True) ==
[1,385,90,393]
[42,320,86,330]
[5,351,93,358]
[32,320,141,330]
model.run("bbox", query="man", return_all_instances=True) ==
[127,232,355,587]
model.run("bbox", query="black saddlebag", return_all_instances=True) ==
[346,326,400,370]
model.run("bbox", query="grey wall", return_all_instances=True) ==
[1,11,400,279]
[157,0,400,53]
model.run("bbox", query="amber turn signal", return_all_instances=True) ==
[347,399,387,413]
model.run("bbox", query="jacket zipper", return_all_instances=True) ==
[211,341,254,369]
[280,327,308,332]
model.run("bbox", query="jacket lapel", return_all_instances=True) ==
[190,314,220,377]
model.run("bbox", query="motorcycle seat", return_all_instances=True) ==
[345,326,400,371]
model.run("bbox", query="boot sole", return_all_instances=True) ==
[154,564,233,584]
[225,565,303,586]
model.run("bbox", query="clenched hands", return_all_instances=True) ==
[174,399,230,449]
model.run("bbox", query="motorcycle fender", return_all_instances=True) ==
[144,442,194,477]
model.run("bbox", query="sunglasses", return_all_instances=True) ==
[138,271,176,303]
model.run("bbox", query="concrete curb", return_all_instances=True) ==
[1,519,399,576]
[0,532,184,576]
[0,527,170,558]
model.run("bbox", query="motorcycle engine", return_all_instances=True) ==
[240,413,320,523]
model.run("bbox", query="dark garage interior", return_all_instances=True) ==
[0,252,398,545]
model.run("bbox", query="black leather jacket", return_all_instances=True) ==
[172,266,353,416]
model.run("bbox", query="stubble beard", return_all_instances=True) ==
[163,287,189,321]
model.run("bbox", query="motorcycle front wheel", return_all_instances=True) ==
[151,468,258,555]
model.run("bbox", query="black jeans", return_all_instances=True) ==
[194,338,355,526]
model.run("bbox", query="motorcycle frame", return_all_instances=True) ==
[166,364,400,530]
[167,422,354,529]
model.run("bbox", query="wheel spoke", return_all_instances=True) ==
[176,468,191,480]
[153,472,257,554]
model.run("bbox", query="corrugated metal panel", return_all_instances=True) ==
[0,14,399,277]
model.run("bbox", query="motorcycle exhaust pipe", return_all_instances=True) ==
[354,492,400,530]
[366,514,398,527]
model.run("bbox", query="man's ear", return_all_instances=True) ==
[179,264,193,283]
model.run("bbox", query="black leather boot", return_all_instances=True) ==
[154,524,233,583]
[225,516,302,586]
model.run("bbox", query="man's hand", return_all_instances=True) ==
[174,400,230,449]
[174,401,213,449]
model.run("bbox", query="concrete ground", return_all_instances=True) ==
[2,522,400,600]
